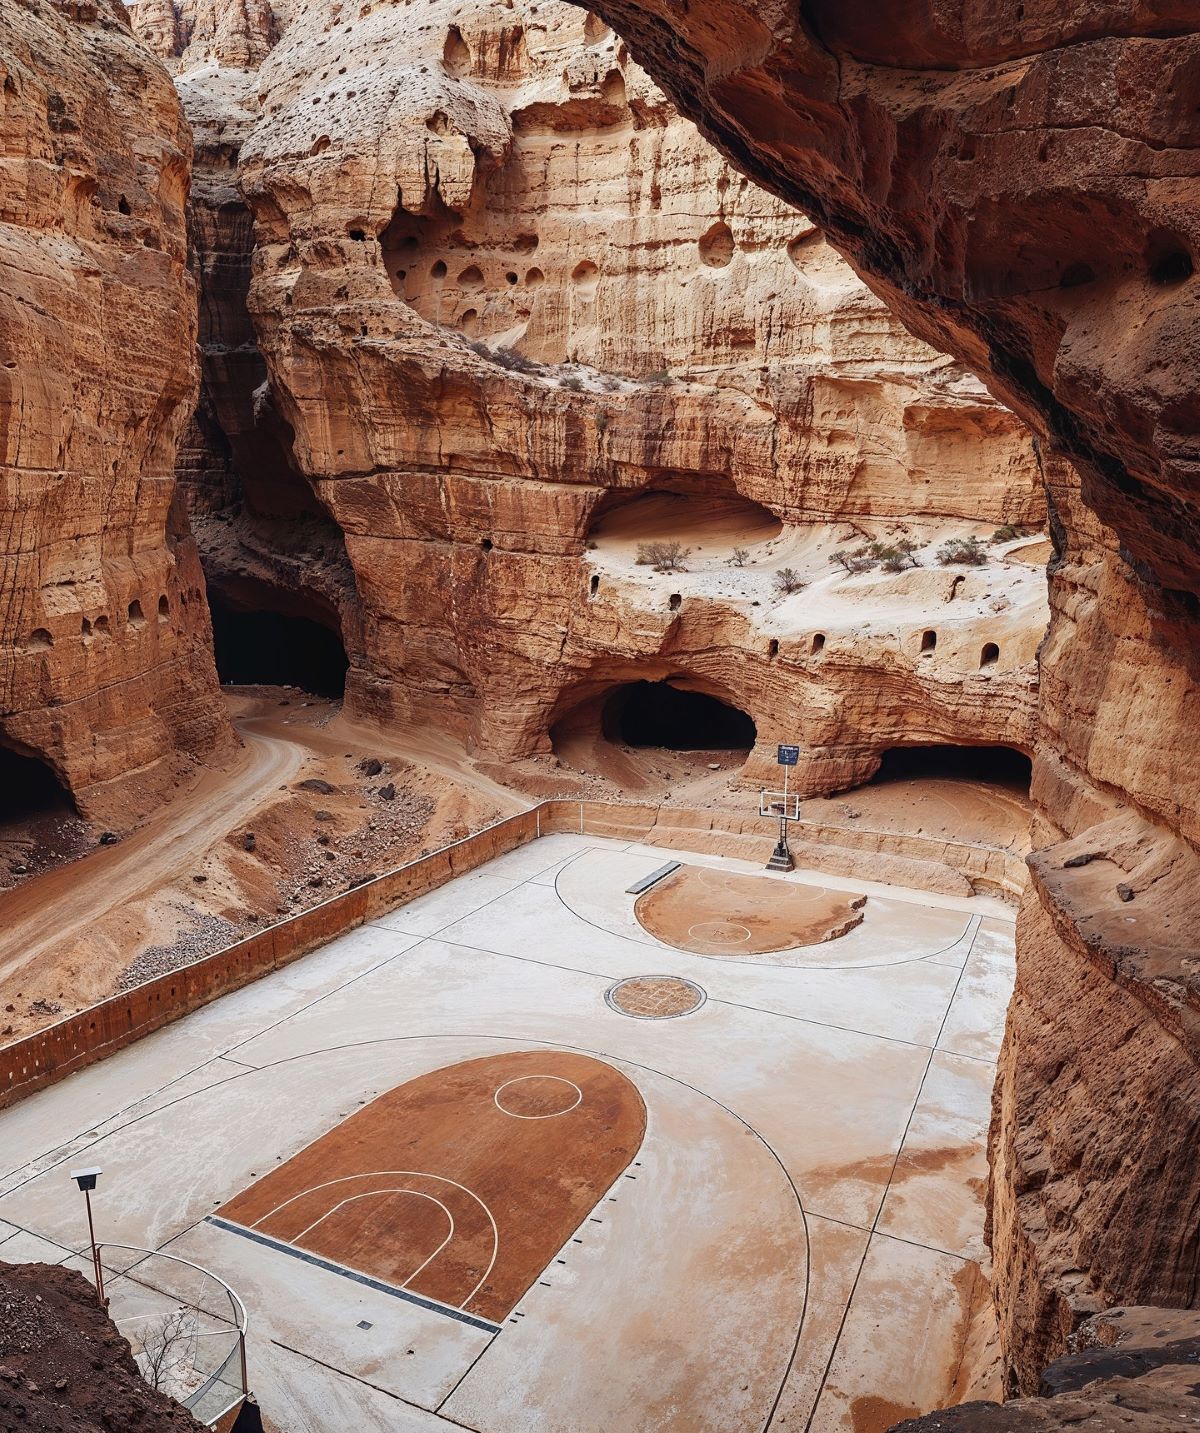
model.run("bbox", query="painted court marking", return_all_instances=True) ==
[605,975,707,1020]
[206,1214,502,1335]
[250,1170,501,1311]
[294,1189,455,1289]
[493,1075,583,1120]
[688,920,753,945]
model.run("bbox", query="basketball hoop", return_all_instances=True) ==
[761,744,800,871]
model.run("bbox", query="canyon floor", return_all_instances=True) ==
[0,687,1030,1042]
[0,834,1014,1432]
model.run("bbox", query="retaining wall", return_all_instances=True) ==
[0,800,1024,1112]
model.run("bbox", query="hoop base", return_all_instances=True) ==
[766,841,795,873]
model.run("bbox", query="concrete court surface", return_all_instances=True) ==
[0,834,1016,1432]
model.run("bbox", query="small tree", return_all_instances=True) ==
[936,535,988,566]
[876,538,921,573]
[773,567,806,595]
[727,546,751,568]
[138,1307,196,1395]
[832,548,874,574]
[636,540,691,572]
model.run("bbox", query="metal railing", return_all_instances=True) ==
[95,1244,248,1427]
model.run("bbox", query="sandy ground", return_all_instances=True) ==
[586,501,1049,650]
[0,835,1015,1431]
[524,719,1032,855]
[0,689,519,1040]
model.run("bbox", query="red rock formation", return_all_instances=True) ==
[573,0,1200,1393]
[0,0,231,823]
[157,0,1048,800]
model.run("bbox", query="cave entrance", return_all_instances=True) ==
[0,740,86,888]
[209,599,349,699]
[871,744,1032,792]
[602,680,756,751]
[586,485,782,563]
[0,743,76,822]
[549,677,756,795]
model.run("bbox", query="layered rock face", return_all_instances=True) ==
[0,0,230,823]
[150,0,1048,798]
[571,0,1200,1393]
[131,0,365,684]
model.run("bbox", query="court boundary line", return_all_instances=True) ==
[552,850,983,971]
[206,1215,503,1335]
[493,1075,583,1119]
[249,1170,500,1309]
[293,1188,455,1288]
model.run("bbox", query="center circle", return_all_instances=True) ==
[493,1075,583,1120]
[606,975,707,1020]
[688,920,752,945]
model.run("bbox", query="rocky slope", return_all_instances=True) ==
[898,1307,1200,1432]
[572,0,1200,1395]
[138,0,1048,800]
[0,1261,203,1431]
[0,0,231,826]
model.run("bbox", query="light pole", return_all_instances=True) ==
[70,1166,106,1307]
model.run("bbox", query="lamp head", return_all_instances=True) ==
[70,1167,101,1192]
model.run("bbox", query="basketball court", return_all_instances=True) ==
[636,863,868,954]
[0,832,1016,1431]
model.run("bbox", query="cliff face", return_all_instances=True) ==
[0,0,230,823]
[151,0,1048,798]
[570,0,1200,1392]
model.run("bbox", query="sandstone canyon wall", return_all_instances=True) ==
[570,0,1200,1393]
[0,0,230,824]
[140,0,1049,800]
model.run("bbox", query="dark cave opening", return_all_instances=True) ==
[209,599,349,699]
[0,743,76,823]
[871,744,1032,791]
[600,680,756,751]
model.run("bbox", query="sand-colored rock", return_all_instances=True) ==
[0,0,231,824]
[155,0,1047,802]
[572,0,1200,1394]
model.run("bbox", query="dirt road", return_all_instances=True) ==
[0,713,303,986]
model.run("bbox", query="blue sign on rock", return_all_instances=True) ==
[777,744,800,766]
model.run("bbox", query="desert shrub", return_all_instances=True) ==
[491,346,540,375]
[992,523,1027,542]
[643,368,674,385]
[936,536,988,566]
[773,567,806,595]
[727,546,751,568]
[875,538,921,573]
[561,375,584,392]
[832,547,875,574]
[636,540,691,572]
[468,338,546,377]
